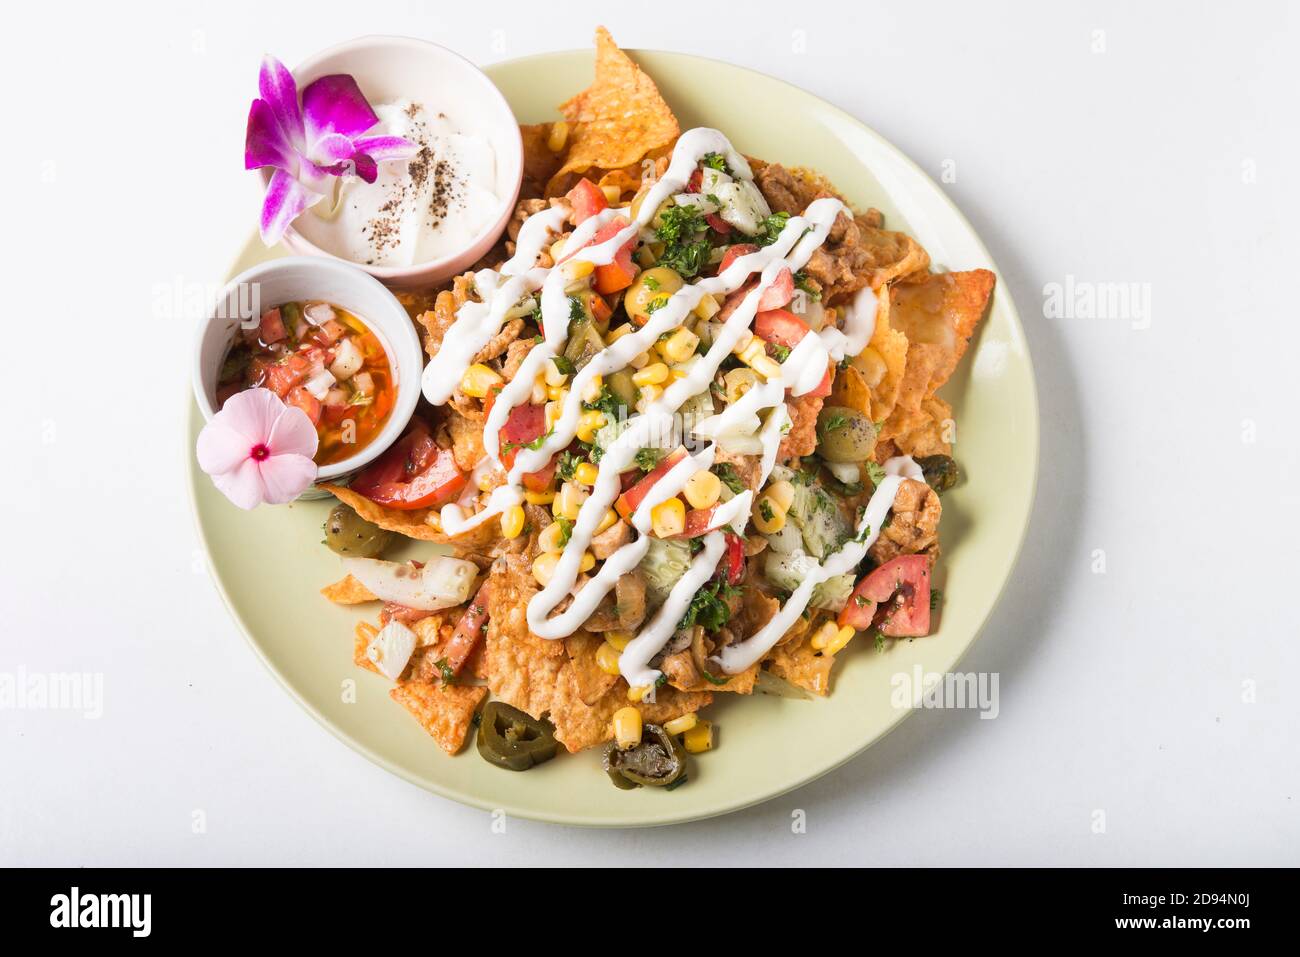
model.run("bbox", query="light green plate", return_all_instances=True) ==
[189,49,1038,827]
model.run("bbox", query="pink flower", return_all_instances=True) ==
[197,388,319,509]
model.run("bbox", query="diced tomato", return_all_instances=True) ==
[758,268,794,310]
[615,447,688,519]
[565,178,609,226]
[754,308,811,348]
[351,423,467,510]
[686,168,703,193]
[380,602,439,627]
[571,219,637,295]
[263,353,313,397]
[705,213,732,235]
[442,584,491,675]
[522,454,558,492]
[677,506,717,538]
[285,386,322,425]
[315,319,347,346]
[837,555,931,636]
[719,243,759,273]
[499,402,547,469]
[722,532,745,585]
[258,308,286,344]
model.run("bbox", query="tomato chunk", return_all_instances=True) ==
[566,218,638,295]
[706,213,732,235]
[285,386,322,425]
[564,178,608,226]
[499,402,547,469]
[722,532,745,585]
[837,555,931,636]
[718,243,759,274]
[756,307,832,395]
[521,454,558,492]
[351,423,467,510]
[758,268,794,310]
[258,308,287,344]
[615,447,688,519]
[442,584,491,675]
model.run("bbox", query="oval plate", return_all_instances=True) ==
[189,49,1038,827]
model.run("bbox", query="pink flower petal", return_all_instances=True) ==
[257,55,303,152]
[210,457,268,510]
[353,135,420,164]
[245,98,296,172]
[302,74,379,144]
[217,387,286,445]
[267,404,320,459]
[260,168,321,246]
[258,453,318,504]
[196,418,253,475]
[352,153,378,184]
[310,132,356,164]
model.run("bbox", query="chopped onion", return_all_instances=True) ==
[366,621,416,681]
[825,461,860,484]
[303,366,336,400]
[304,302,336,325]
[329,338,363,380]
[341,556,478,611]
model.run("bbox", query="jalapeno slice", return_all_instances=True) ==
[476,702,559,771]
[916,454,960,494]
[602,723,688,789]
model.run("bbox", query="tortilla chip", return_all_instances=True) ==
[520,123,564,200]
[778,392,823,460]
[564,631,620,705]
[893,395,954,458]
[389,680,487,755]
[321,574,377,604]
[547,668,712,752]
[353,620,382,675]
[887,269,995,395]
[661,649,757,694]
[547,27,679,196]
[766,636,836,697]
[320,484,499,552]
[482,555,567,718]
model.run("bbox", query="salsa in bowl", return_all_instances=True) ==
[193,256,422,487]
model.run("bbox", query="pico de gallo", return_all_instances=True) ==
[217,301,396,466]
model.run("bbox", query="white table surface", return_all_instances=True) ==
[4,0,1298,866]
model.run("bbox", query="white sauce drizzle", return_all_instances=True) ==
[422,127,917,687]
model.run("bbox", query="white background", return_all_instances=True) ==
[4,0,1298,866]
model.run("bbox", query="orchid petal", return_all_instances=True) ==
[267,405,320,459]
[311,132,357,163]
[244,98,296,172]
[352,153,378,184]
[260,168,322,246]
[302,74,380,144]
[210,457,268,510]
[257,55,303,151]
[196,418,253,475]
[353,135,420,164]
[257,453,319,504]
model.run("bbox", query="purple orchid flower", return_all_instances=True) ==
[244,56,418,245]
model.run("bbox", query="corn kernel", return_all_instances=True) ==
[824,625,856,656]
[651,497,686,538]
[724,367,759,403]
[660,327,700,364]
[613,706,643,748]
[579,550,597,573]
[600,184,622,204]
[532,552,560,586]
[554,481,587,520]
[605,630,633,651]
[766,480,796,512]
[545,357,569,387]
[596,641,622,675]
[546,120,569,153]
[531,376,548,404]
[738,340,766,366]
[476,469,495,492]
[538,521,566,553]
[524,488,556,505]
[731,330,754,356]
[576,409,606,443]
[683,720,714,753]
[563,258,595,282]
[595,509,619,534]
[574,462,599,486]
[635,384,662,413]
[664,713,698,736]
[693,293,720,320]
[627,685,651,703]
[459,363,502,398]
[684,470,721,510]
[751,355,783,380]
[500,504,526,539]
[549,237,567,262]
[753,493,787,534]
[607,323,634,343]
[582,373,604,403]
[544,400,563,430]
[810,620,841,651]
[628,350,651,370]
[633,362,669,387]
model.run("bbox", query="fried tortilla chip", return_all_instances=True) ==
[390,680,487,755]
[320,484,499,552]
[482,555,567,718]
[321,574,377,604]
[353,620,382,675]
[564,631,620,705]
[547,27,679,197]
[765,635,836,696]
[446,410,486,473]
[893,395,954,458]
[547,668,712,753]
[661,649,757,694]
[520,123,564,200]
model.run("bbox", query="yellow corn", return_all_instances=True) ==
[600,184,622,204]
[809,620,841,651]
[475,468,496,492]
[660,327,700,364]
[607,323,634,344]
[532,552,560,587]
[547,120,569,153]
[554,481,587,520]
[766,479,796,512]
[524,488,556,505]
[575,409,606,443]
[579,550,597,573]
[856,346,887,388]
[738,337,767,365]
[538,521,567,554]
[731,330,755,356]
[753,492,787,534]
[635,384,663,413]
[613,706,643,748]
[633,362,670,387]
[459,363,502,398]
[651,497,686,538]
[627,350,651,370]
[605,630,633,652]
[582,373,604,403]
[544,400,563,430]
[683,720,714,753]
[549,237,567,262]
[626,685,651,703]
[499,504,525,539]
[751,355,783,380]
[596,641,622,675]
[824,625,855,656]
[574,462,600,486]
[531,375,548,404]
[693,294,720,320]
[595,509,619,534]
[563,258,595,282]
[664,713,698,736]
[684,470,721,510]
[545,357,569,387]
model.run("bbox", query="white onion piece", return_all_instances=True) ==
[303,366,336,400]
[304,302,336,325]
[366,621,416,681]
[341,556,478,611]
[329,338,363,380]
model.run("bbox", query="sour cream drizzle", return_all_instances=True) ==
[422,127,908,687]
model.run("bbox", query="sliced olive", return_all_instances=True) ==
[602,723,688,789]
[563,318,606,371]
[476,702,558,771]
[917,454,960,494]
[815,406,878,463]
[323,504,393,558]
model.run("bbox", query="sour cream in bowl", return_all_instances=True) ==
[268,36,524,289]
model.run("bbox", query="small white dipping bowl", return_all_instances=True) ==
[192,256,423,491]
[269,35,524,289]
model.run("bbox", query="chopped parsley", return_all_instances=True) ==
[864,461,887,487]
[582,384,622,420]
[554,517,574,549]
[873,631,887,653]
[634,447,665,472]
[646,295,670,315]
[712,462,746,495]
[929,588,942,611]
[654,204,712,278]
[551,354,576,376]
[556,451,582,482]
[821,412,850,433]
[642,274,661,291]
[434,657,457,685]
[701,151,730,174]
[793,270,821,300]
[568,295,586,325]
[753,211,791,247]
[768,342,791,363]
[759,499,776,522]
[501,428,554,455]
[677,580,739,632]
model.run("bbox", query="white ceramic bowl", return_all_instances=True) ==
[269,35,524,289]
[192,256,423,487]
